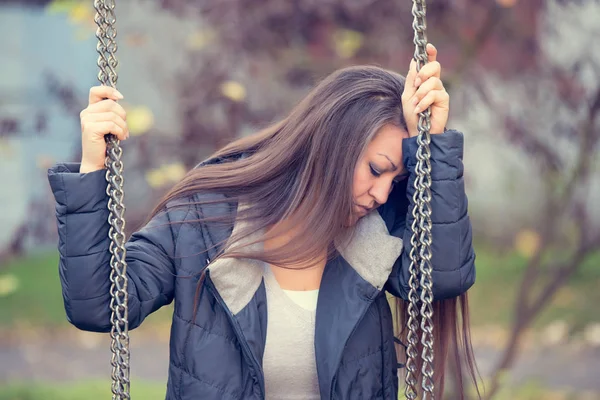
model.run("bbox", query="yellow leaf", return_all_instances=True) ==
[187,29,216,50]
[0,274,19,297]
[46,0,81,14]
[514,229,541,259]
[126,106,155,136]
[145,168,166,188]
[145,163,187,188]
[220,81,247,102]
[163,163,187,182]
[332,29,364,59]
[68,3,92,24]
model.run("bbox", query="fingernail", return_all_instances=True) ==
[414,105,421,114]
[414,77,421,87]
[114,90,124,99]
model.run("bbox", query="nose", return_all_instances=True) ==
[368,179,392,206]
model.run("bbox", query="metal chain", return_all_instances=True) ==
[93,1,130,399]
[405,0,435,399]
[405,184,422,400]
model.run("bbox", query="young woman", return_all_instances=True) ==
[48,44,477,399]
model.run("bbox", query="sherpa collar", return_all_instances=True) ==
[206,208,403,315]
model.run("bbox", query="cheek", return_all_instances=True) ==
[352,165,372,198]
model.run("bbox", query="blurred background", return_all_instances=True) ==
[1,0,599,399]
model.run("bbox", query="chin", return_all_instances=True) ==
[344,214,361,227]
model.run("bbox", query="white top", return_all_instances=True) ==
[262,264,321,400]
[282,289,319,311]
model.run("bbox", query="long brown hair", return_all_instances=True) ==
[150,65,480,398]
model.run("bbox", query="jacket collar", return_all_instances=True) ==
[206,205,402,315]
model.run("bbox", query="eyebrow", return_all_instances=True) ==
[376,153,397,171]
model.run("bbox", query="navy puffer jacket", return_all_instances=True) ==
[48,130,475,399]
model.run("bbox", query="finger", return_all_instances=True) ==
[89,85,123,105]
[86,99,127,121]
[414,61,441,88]
[84,112,129,136]
[92,120,127,141]
[426,43,437,63]
[414,90,449,114]
[410,77,444,106]
[402,58,418,99]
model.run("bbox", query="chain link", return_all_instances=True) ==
[94,1,130,399]
[405,0,435,399]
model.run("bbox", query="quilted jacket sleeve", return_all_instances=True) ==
[47,163,181,332]
[382,130,476,300]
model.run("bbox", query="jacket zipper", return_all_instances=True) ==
[204,271,266,398]
[329,297,376,399]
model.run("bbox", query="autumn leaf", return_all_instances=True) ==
[46,0,82,14]
[126,106,155,136]
[332,29,364,59]
[220,81,247,102]
[0,274,19,297]
[145,168,165,188]
[514,229,541,259]
[47,0,96,38]
[187,29,217,50]
[145,163,187,188]
[68,3,91,24]
[163,163,187,182]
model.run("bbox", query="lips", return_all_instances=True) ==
[356,204,371,215]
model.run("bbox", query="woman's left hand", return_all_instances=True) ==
[401,43,449,137]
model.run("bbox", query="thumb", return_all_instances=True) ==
[403,59,418,98]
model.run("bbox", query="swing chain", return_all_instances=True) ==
[94,1,130,399]
[405,0,435,399]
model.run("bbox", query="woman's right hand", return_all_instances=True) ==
[80,85,129,173]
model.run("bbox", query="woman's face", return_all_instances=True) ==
[351,123,408,224]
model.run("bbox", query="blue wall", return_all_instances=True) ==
[0,5,98,246]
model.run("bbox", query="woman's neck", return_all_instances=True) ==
[264,218,327,291]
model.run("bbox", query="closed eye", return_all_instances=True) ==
[369,164,381,177]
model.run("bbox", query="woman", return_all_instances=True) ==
[48,44,478,399]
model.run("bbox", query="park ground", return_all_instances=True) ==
[1,248,599,399]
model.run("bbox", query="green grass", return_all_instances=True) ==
[0,246,598,330]
[0,380,166,400]
[2,379,595,400]
[467,245,600,330]
[0,252,66,326]
[0,251,173,328]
